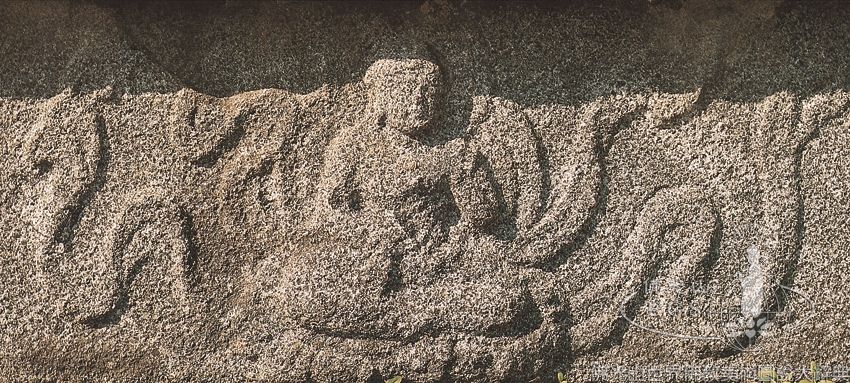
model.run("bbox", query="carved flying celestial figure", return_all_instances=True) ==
[274,56,582,377]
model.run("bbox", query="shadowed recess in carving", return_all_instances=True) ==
[191,108,252,168]
[81,256,148,329]
[49,115,110,258]
[529,122,552,218]
[178,206,201,288]
[538,105,648,271]
[81,199,198,329]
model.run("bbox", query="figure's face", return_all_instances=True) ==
[364,59,442,137]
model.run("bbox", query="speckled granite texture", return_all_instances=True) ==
[2,1,850,382]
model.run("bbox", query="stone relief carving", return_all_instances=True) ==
[2,57,845,381]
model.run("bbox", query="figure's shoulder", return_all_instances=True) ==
[467,96,528,132]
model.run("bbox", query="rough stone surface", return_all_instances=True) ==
[2,1,850,382]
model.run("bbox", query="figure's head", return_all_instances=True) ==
[364,59,443,137]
